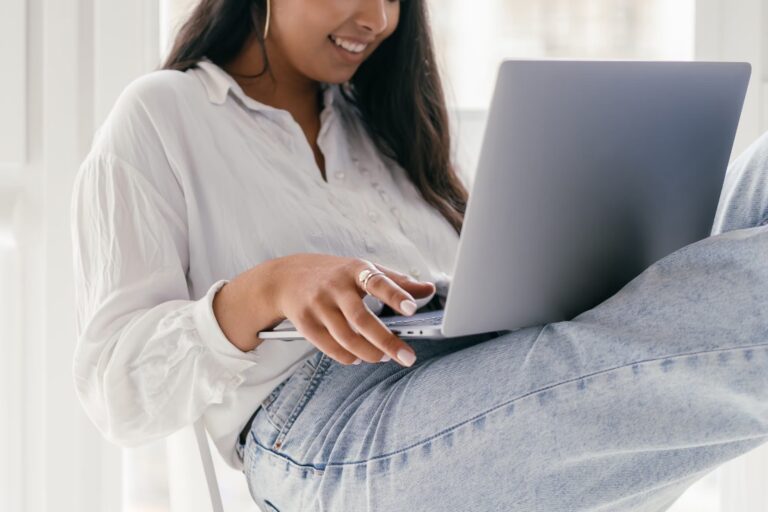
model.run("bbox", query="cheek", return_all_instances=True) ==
[385,2,401,35]
[288,35,354,83]
[277,23,331,70]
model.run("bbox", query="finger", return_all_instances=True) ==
[372,262,432,284]
[316,307,387,363]
[364,272,421,317]
[337,293,417,367]
[382,271,436,299]
[352,261,417,315]
[352,259,382,297]
[371,262,418,281]
[292,313,361,365]
[371,263,437,298]
[388,274,437,297]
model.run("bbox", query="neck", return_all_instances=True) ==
[223,33,323,124]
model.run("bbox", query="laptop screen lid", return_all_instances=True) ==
[440,60,751,338]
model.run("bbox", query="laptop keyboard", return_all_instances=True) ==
[381,310,444,327]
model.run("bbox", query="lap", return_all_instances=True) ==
[240,136,768,508]
[242,317,768,510]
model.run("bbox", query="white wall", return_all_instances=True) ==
[0,0,25,494]
[695,3,768,510]
[2,1,767,511]
[697,0,768,157]
[0,0,160,510]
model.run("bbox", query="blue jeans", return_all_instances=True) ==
[238,132,768,511]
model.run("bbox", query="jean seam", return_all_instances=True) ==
[271,354,333,449]
[262,390,279,409]
[261,379,290,431]
[262,411,282,433]
[248,341,768,473]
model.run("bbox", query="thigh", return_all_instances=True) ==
[243,227,768,510]
[243,330,768,511]
[243,332,497,453]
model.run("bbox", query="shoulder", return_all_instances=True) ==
[88,68,204,165]
[81,70,202,196]
[106,68,202,129]
[121,68,200,107]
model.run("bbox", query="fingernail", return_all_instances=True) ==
[352,358,362,365]
[380,354,391,363]
[397,349,416,367]
[400,299,417,316]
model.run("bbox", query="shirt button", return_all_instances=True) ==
[365,240,376,252]
[378,190,390,203]
[409,268,421,278]
[390,206,400,216]
[367,210,379,222]
[335,171,346,180]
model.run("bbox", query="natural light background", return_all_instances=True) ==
[8,1,768,512]
[430,0,695,111]
[115,1,720,512]
[3,0,760,510]
[0,0,768,512]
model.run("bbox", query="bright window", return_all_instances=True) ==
[428,0,696,110]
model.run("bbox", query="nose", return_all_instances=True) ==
[355,0,389,36]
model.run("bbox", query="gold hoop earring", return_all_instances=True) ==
[264,0,271,40]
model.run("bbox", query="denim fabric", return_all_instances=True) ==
[239,133,768,511]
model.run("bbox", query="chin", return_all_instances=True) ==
[317,69,359,85]
[308,59,366,85]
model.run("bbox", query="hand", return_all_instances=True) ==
[271,253,435,367]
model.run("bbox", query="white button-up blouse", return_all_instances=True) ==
[70,58,460,469]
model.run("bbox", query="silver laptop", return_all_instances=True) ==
[258,60,750,341]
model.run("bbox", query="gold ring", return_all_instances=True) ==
[358,268,385,295]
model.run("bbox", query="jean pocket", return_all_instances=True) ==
[261,350,332,449]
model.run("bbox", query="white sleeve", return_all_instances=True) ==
[71,151,261,447]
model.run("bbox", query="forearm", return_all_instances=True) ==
[213,258,285,352]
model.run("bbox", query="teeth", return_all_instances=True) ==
[330,35,367,54]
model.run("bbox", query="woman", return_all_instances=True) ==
[71,0,768,510]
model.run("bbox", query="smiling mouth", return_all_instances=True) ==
[328,35,369,54]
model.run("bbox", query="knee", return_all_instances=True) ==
[712,132,768,233]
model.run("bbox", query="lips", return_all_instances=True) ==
[329,34,375,45]
[328,34,370,54]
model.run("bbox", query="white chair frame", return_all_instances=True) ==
[193,418,225,512]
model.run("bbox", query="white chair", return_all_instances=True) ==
[193,419,225,512]
[167,419,263,512]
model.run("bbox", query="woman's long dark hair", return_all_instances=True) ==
[161,0,467,235]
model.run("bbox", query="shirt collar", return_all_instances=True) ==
[195,57,337,113]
